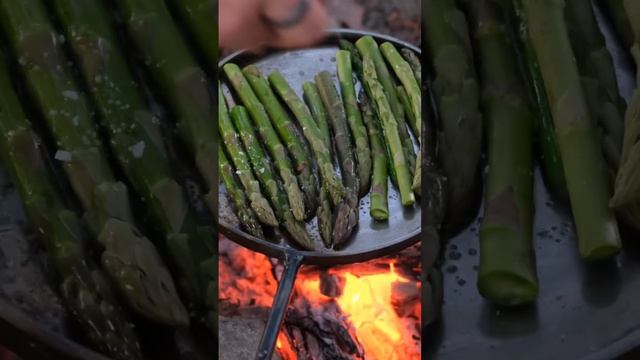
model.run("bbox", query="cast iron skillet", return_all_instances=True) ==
[218,29,423,360]
[426,3,640,360]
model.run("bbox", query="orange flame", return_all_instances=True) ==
[219,239,420,360]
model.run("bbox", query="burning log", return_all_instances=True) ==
[218,236,421,360]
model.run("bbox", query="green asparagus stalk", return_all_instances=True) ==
[0,0,191,325]
[463,0,538,305]
[397,85,419,137]
[48,0,216,323]
[380,42,422,138]
[218,84,277,226]
[167,0,217,69]
[315,71,359,193]
[412,152,421,197]
[223,63,306,221]
[301,81,334,246]
[339,39,364,76]
[395,83,421,191]
[566,0,625,170]
[363,58,415,206]
[600,0,635,50]
[243,65,318,216]
[314,71,360,245]
[229,106,315,250]
[267,71,346,207]
[0,51,141,360]
[336,50,372,197]
[317,186,333,247]
[521,0,621,260]
[219,144,264,238]
[507,0,568,202]
[359,90,389,220]
[424,0,483,230]
[611,1,640,230]
[302,81,332,150]
[268,71,356,245]
[356,36,416,176]
[401,48,422,86]
[113,0,216,215]
[340,39,399,186]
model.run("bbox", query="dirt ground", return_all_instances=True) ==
[218,1,421,359]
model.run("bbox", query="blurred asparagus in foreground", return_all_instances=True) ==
[48,0,216,324]
[424,0,483,231]
[113,0,216,215]
[521,0,621,260]
[1,0,189,325]
[0,52,141,360]
[464,0,538,305]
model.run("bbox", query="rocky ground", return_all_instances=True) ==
[219,2,421,359]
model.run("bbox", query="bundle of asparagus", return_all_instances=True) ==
[424,0,483,232]
[0,0,191,324]
[48,0,217,325]
[219,37,421,250]
[0,0,220,355]
[0,51,141,360]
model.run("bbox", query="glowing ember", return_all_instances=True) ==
[219,237,421,360]
[296,263,421,360]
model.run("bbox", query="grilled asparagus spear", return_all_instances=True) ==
[0,0,190,325]
[229,106,315,250]
[401,48,422,86]
[315,71,360,245]
[424,0,483,231]
[359,90,389,220]
[566,0,625,170]
[0,52,141,360]
[113,0,216,215]
[507,0,568,202]
[219,83,277,226]
[219,144,264,238]
[611,1,640,230]
[356,36,416,177]
[302,81,334,246]
[521,0,621,260]
[381,42,422,139]
[302,81,332,150]
[464,0,538,305]
[337,50,372,197]
[363,58,415,207]
[167,0,217,68]
[223,63,306,221]
[47,0,216,323]
[340,39,399,186]
[268,71,356,245]
[243,65,318,217]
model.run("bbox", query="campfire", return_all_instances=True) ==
[219,236,421,360]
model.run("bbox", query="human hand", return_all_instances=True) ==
[219,0,329,52]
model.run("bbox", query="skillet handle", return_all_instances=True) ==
[255,252,304,360]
